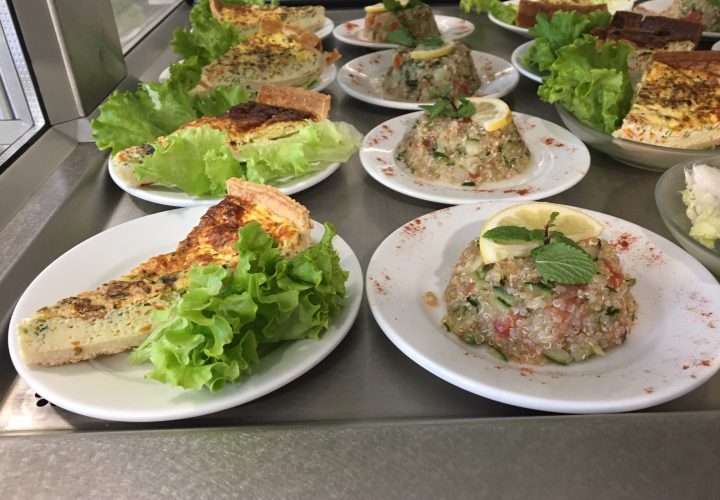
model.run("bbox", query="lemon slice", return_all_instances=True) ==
[364,3,387,13]
[410,40,455,60]
[478,202,604,264]
[467,97,513,132]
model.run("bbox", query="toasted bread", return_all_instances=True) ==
[516,0,608,28]
[18,179,312,366]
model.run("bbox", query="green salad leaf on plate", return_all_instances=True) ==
[538,35,633,134]
[525,10,611,72]
[129,221,349,392]
[460,0,517,25]
[134,120,362,197]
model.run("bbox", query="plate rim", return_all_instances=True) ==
[8,207,363,422]
[316,16,335,40]
[511,40,543,83]
[337,49,519,110]
[107,155,341,208]
[359,110,590,204]
[487,0,532,38]
[366,201,720,413]
[331,14,476,49]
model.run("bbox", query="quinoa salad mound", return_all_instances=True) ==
[443,204,637,365]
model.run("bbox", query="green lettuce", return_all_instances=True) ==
[171,0,243,65]
[538,35,633,134]
[91,81,251,155]
[460,0,517,25]
[525,10,611,72]
[134,120,362,196]
[129,222,348,392]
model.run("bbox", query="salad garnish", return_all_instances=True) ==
[418,85,475,120]
[482,212,598,284]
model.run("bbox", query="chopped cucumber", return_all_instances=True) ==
[493,286,513,309]
[543,348,573,365]
[488,345,507,362]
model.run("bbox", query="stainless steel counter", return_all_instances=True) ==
[1,5,720,498]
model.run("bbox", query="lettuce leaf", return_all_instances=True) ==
[525,10,611,72]
[171,0,243,65]
[134,120,362,196]
[129,222,348,392]
[91,78,250,155]
[537,35,633,134]
[460,0,517,25]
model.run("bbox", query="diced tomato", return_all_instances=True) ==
[422,139,432,149]
[603,260,624,289]
[683,11,703,24]
[459,118,472,125]
[390,21,399,31]
[394,53,403,69]
[493,316,513,337]
[458,81,469,95]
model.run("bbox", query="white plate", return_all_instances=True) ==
[487,0,531,38]
[316,17,335,39]
[337,50,519,110]
[158,63,338,93]
[332,15,475,49]
[714,40,720,50]
[511,40,544,83]
[635,0,720,38]
[8,209,363,422]
[108,156,342,208]
[366,202,720,414]
[360,111,589,204]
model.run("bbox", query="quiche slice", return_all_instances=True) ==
[17,179,312,366]
[113,84,331,188]
[208,0,326,37]
[613,51,720,148]
[190,19,340,96]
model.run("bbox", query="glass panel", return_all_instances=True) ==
[111,0,183,53]
[0,0,44,167]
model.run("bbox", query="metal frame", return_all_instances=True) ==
[0,0,44,161]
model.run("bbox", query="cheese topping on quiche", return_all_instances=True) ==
[190,19,339,96]
[208,0,325,37]
[613,51,720,149]
[18,179,312,367]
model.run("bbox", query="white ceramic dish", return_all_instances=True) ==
[337,50,518,110]
[8,208,363,422]
[713,39,720,50]
[316,17,335,39]
[635,0,720,38]
[359,111,589,204]
[332,15,475,49]
[108,156,341,208]
[511,40,543,83]
[487,0,531,38]
[366,201,720,414]
[158,63,338,93]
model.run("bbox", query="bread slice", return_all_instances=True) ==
[208,0,326,37]
[190,19,339,96]
[18,179,312,366]
[113,84,330,188]
[516,0,607,28]
[613,51,720,148]
[592,12,702,73]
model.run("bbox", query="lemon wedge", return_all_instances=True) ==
[410,40,455,60]
[478,202,604,264]
[467,97,513,132]
[364,3,387,13]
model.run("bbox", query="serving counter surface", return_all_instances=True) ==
[1,5,719,498]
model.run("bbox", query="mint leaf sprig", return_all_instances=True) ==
[385,27,444,48]
[482,212,598,285]
[419,85,476,121]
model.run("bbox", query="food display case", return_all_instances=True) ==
[1,1,719,497]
